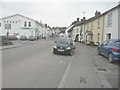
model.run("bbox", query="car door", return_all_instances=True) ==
[99,40,108,55]
[103,40,112,57]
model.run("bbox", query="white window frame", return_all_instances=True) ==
[107,13,112,27]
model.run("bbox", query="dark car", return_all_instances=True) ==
[53,37,75,56]
[98,39,120,63]
[28,36,36,41]
[20,35,27,41]
[8,35,17,40]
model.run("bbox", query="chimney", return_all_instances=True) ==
[95,10,101,17]
[45,24,47,28]
[83,17,86,21]
[77,18,79,21]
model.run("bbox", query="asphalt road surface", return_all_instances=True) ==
[2,38,119,88]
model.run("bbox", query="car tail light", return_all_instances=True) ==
[112,48,118,52]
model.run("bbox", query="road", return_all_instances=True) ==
[2,38,119,88]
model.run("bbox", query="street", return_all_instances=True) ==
[2,38,119,88]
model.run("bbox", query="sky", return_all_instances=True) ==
[0,0,119,27]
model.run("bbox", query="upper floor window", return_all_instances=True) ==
[107,13,112,27]
[77,28,79,33]
[87,24,89,30]
[10,21,11,23]
[13,21,14,23]
[24,22,27,27]
[4,21,5,23]
[98,18,100,28]
[28,22,31,27]
[0,23,1,27]
[81,25,83,30]
[91,22,93,30]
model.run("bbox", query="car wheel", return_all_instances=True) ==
[108,53,113,63]
[69,50,74,56]
[98,49,101,55]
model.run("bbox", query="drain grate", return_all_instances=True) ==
[80,77,87,83]
[97,68,107,71]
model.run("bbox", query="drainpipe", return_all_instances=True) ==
[102,15,105,43]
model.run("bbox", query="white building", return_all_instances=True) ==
[67,17,86,42]
[0,14,43,38]
[104,4,119,40]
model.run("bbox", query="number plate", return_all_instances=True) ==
[58,49,64,52]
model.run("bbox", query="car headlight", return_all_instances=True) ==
[66,47,71,50]
[53,45,57,48]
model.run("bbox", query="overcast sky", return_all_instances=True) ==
[0,0,119,27]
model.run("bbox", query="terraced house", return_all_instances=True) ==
[67,4,119,46]
[85,10,105,45]
[103,4,119,41]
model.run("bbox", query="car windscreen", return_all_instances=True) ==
[115,41,120,47]
[57,38,70,44]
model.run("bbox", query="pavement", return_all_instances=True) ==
[0,41,21,50]
[58,43,113,88]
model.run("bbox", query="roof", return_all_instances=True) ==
[0,14,37,22]
[66,25,74,33]
[85,4,119,24]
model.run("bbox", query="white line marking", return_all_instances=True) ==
[58,57,73,88]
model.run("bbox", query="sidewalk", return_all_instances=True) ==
[58,43,112,88]
[0,43,21,50]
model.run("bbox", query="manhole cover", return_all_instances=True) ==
[80,77,87,83]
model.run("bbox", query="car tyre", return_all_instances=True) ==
[69,50,74,56]
[108,53,113,63]
[98,50,101,55]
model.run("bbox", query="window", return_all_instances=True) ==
[0,23,1,27]
[24,22,27,27]
[13,21,14,23]
[106,40,112,46]
[91,22,93,30]
[16,21,17,23]
[19,20,20,22]
[77,28,79,33]
[87,24,89,30]
[107,13,112,27]
[10,21,11,23]
[97,33,100,42]
[98,18,100,28]
[28,22,31,27]
[7,21,8,23]
[4,21,5,23]
[107,33,111,40]
[102,40,108,45]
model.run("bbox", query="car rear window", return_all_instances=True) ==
[115,41,120,47]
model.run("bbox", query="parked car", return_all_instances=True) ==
[7,35,17,40]
[53,37,75,56]
[28,36,36,41]
[20,35,27,41]
[98,39,120,63]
